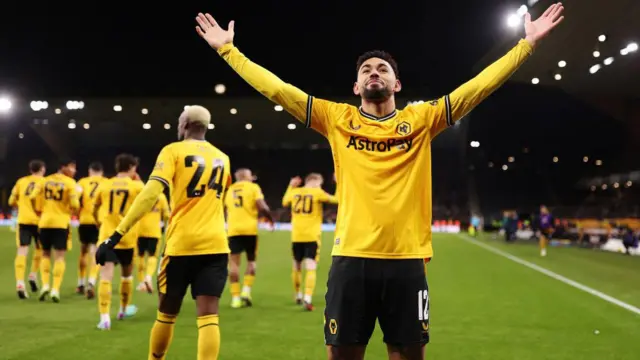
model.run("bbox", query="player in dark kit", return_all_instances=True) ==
[537,205,554,257]
[195,3,564,359]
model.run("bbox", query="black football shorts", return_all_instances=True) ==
[324,256,430,346]
[157,254,229,299]
[229,235,258,261]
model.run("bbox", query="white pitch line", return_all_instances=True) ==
[457,235,640,316]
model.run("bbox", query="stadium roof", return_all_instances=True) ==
[476,0,640,99]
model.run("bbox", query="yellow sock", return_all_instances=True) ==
[40,257,51,288]
[242,274,255,296]
[230,282,241,298]
[304,269,316,299]
[30,249,42,275]
[540,236,548,250]
[78,253,87,283]
[98,280,112,315]
[14,254,27,283]
[120,277,133,308]
[52,259,66,292]
[137,255,146,282]
[292,269,302,294]
[146,256,158,278]
[148,311,176,360]
[197,315,220,360]
[89,264,100,284]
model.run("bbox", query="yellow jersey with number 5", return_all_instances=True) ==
[149,140,232,256]
[224,181,264,237]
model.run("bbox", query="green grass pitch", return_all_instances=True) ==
[0,228,639,359]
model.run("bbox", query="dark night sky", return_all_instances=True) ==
[1,0,519,98]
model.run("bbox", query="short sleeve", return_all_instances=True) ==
[254,184,264,201]
[149,145,176,189]
[307,97,345,138]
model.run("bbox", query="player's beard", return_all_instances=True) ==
[362,86,392,103]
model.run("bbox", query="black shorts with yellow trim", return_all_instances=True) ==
[291,241,319,262]
[157,253,228,299]
[324,256,430,347]
[137,237,160,256]
[16,224,39,248]
[228,235,258,261]
[40,228,69,251]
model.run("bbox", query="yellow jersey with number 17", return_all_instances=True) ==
[282,186,337,243]
[149,139,232,256]
[94,176,144,249]
[78,175,106,225]
[9,175,44,226]
[224,181,264,237]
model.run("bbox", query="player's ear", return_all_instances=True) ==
[353,81,361,96]
[394,79,402,93]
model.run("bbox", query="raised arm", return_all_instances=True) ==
[195,13,340,137]
[418,3,565,136]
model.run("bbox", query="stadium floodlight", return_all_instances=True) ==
[531,77,540,84]
[18,133,24,139]
[553,156,559,163]
[598,34,606,42]
[554,74,562,80]
[68,122,76,129]
[230,108,238,114]
[558,60,566,68]
[590,185,596,191]
[595,159,603,166]
[627,42,638,52]
[164,123,171,129]
[113,105,122,112]
[208,123,215,129]
[583,156,589,162]
[245,123,253,130]
[502,165,508,171]
[66,100,83,110]
[214,84,226,94]
[516,5,528,17]
[593,50,600,58]
[274,105,283,112]
[626,181,633,187]
[141,108,149,115]
[287,123,296,130]
[589,64,601,74]
[55,108,62,114]
[488,162,494,168]
[601,184,607,190]
[0,97,13,113]
[83,123,90,129]
[508,156,515,163]
[613,182,620,189]
[620,48,629,56]
[506,13,521,28]
[469,141,480,148]
[603,57,614,65]
[30,101,49,111]
[142,123,151,129]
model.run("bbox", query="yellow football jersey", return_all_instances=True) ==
[95,176,144,249]
[283,186,337,243]
[149,140,232,256]
[9,175,44,226]
[138,193,170,239]
[224,181,264,237]
[219,38,533,259]
[77,175,106,225]
[32,173,79,229]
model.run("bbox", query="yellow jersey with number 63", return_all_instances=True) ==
[32,173,80,229]
[149,140,232,256]
[94,177,144,249]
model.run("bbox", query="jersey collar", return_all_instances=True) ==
[358,107,397,122]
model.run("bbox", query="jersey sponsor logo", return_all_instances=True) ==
[154,161,164,171]
[346,136,413,153]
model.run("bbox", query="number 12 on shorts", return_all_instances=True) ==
[418,289,429,321]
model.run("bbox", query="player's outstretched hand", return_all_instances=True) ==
[290,176,302,187]
[524,2,564,47]
[195,13,234,50]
